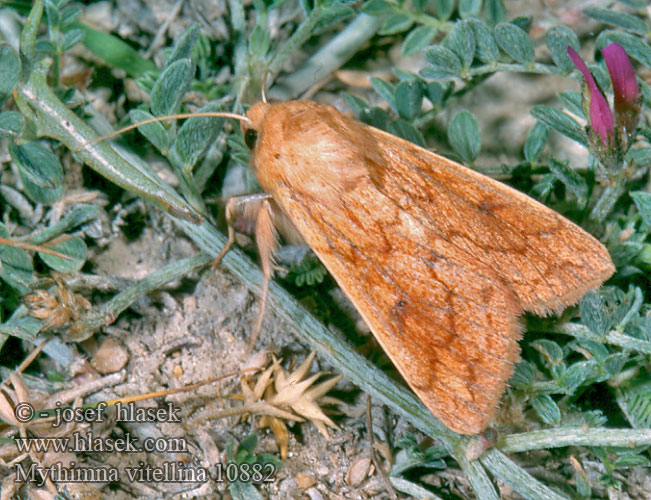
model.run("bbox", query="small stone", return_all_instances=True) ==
[296,472,316,489]
[346,457,371,487]
[91,337,128,374]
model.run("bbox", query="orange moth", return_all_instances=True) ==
[126,98,615,434]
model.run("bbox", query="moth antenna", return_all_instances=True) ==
[73,111,250,153]
[261,70,271,103]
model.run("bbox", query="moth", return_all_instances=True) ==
[116,97,613,434]
[216,99,615,435]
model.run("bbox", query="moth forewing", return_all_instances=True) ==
[242,100,615,434]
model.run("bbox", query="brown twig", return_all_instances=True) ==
[366,396,397,500]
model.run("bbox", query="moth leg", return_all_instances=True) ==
[212,193,273,269]
[247,198,278,354]
[212,193,277,354]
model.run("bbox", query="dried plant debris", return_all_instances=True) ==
[24,273,91,336]
[194,351,343,460]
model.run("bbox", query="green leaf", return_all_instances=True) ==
[467,19,499,64]
[0,45,21,104]
[229,481,264,500]
[584,7,647,36]
[172,103,224,169]
[0,226,33,294]
[39,237,87,272]
[370,77,397,112]
[619,382,651,428]
[617,0,647,7]
[559,361,597,393]
[532,394,561,425]
[73,22,157,77]
[362,0,400,15]
[532,339,564,368]
[510,361,534,389]
[631,191,651,227]
[60,4,82,28]
[484,0,506,24]
[494,22,535,64]
[603,353,626,376]
[423,45,462,77]
[434,0,454,20]
[0,111,25,138]
[446,20,475,69]
[31,205,100,245]
[44,0,60,28]
[150,58,195,116]
[530,173,555,200]
[402,26,438,57]
[343,92,370,117]
[425,82,449,107]
[129,109,172,153]
[9,142,64,204]
[524,122,548,162]
[60,28,84,52]
[448,110,481,163]
[595,30,651,67]
[530,105,586,146]
[558,91,584,120]
[395,81,423,121]
[458,0,482,19]
[612,454,651,469]
[379,15,412,35]
[574,340,609,363]
[314,5,355,33]
[574,459,592,499]
[628,148,651,169]
[545,25,580,72]
[166,24,200,67]
[249,25,271,58]
[412,0,428,11]
[237,434,258,456]
[1,316,42,341]
[511,16,533,33]
[388,120,425,147]
[548,157,588,203]
[580,290,613,336]
[360,107,390,130]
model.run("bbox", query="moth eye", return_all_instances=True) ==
[244,129,258,149]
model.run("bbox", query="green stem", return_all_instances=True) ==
[498,428,651,453]
[78,253,213,339]
[589,171,627,223]
[270,13,382,100]
[556,323,651,355]
[267,5,329,78]
[18,0,42,65]
[480,449,570,500]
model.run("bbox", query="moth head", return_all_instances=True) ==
[242,102,271,150]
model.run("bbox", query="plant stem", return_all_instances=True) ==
[498,428,651,453]
[480,449,570,500]
[557,323,651,355]
[269,13,382,100]
[78,253,213,340]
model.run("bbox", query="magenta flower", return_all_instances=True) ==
[567,43,640,156]
[602,43,640,136]
[567,45,614,146]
